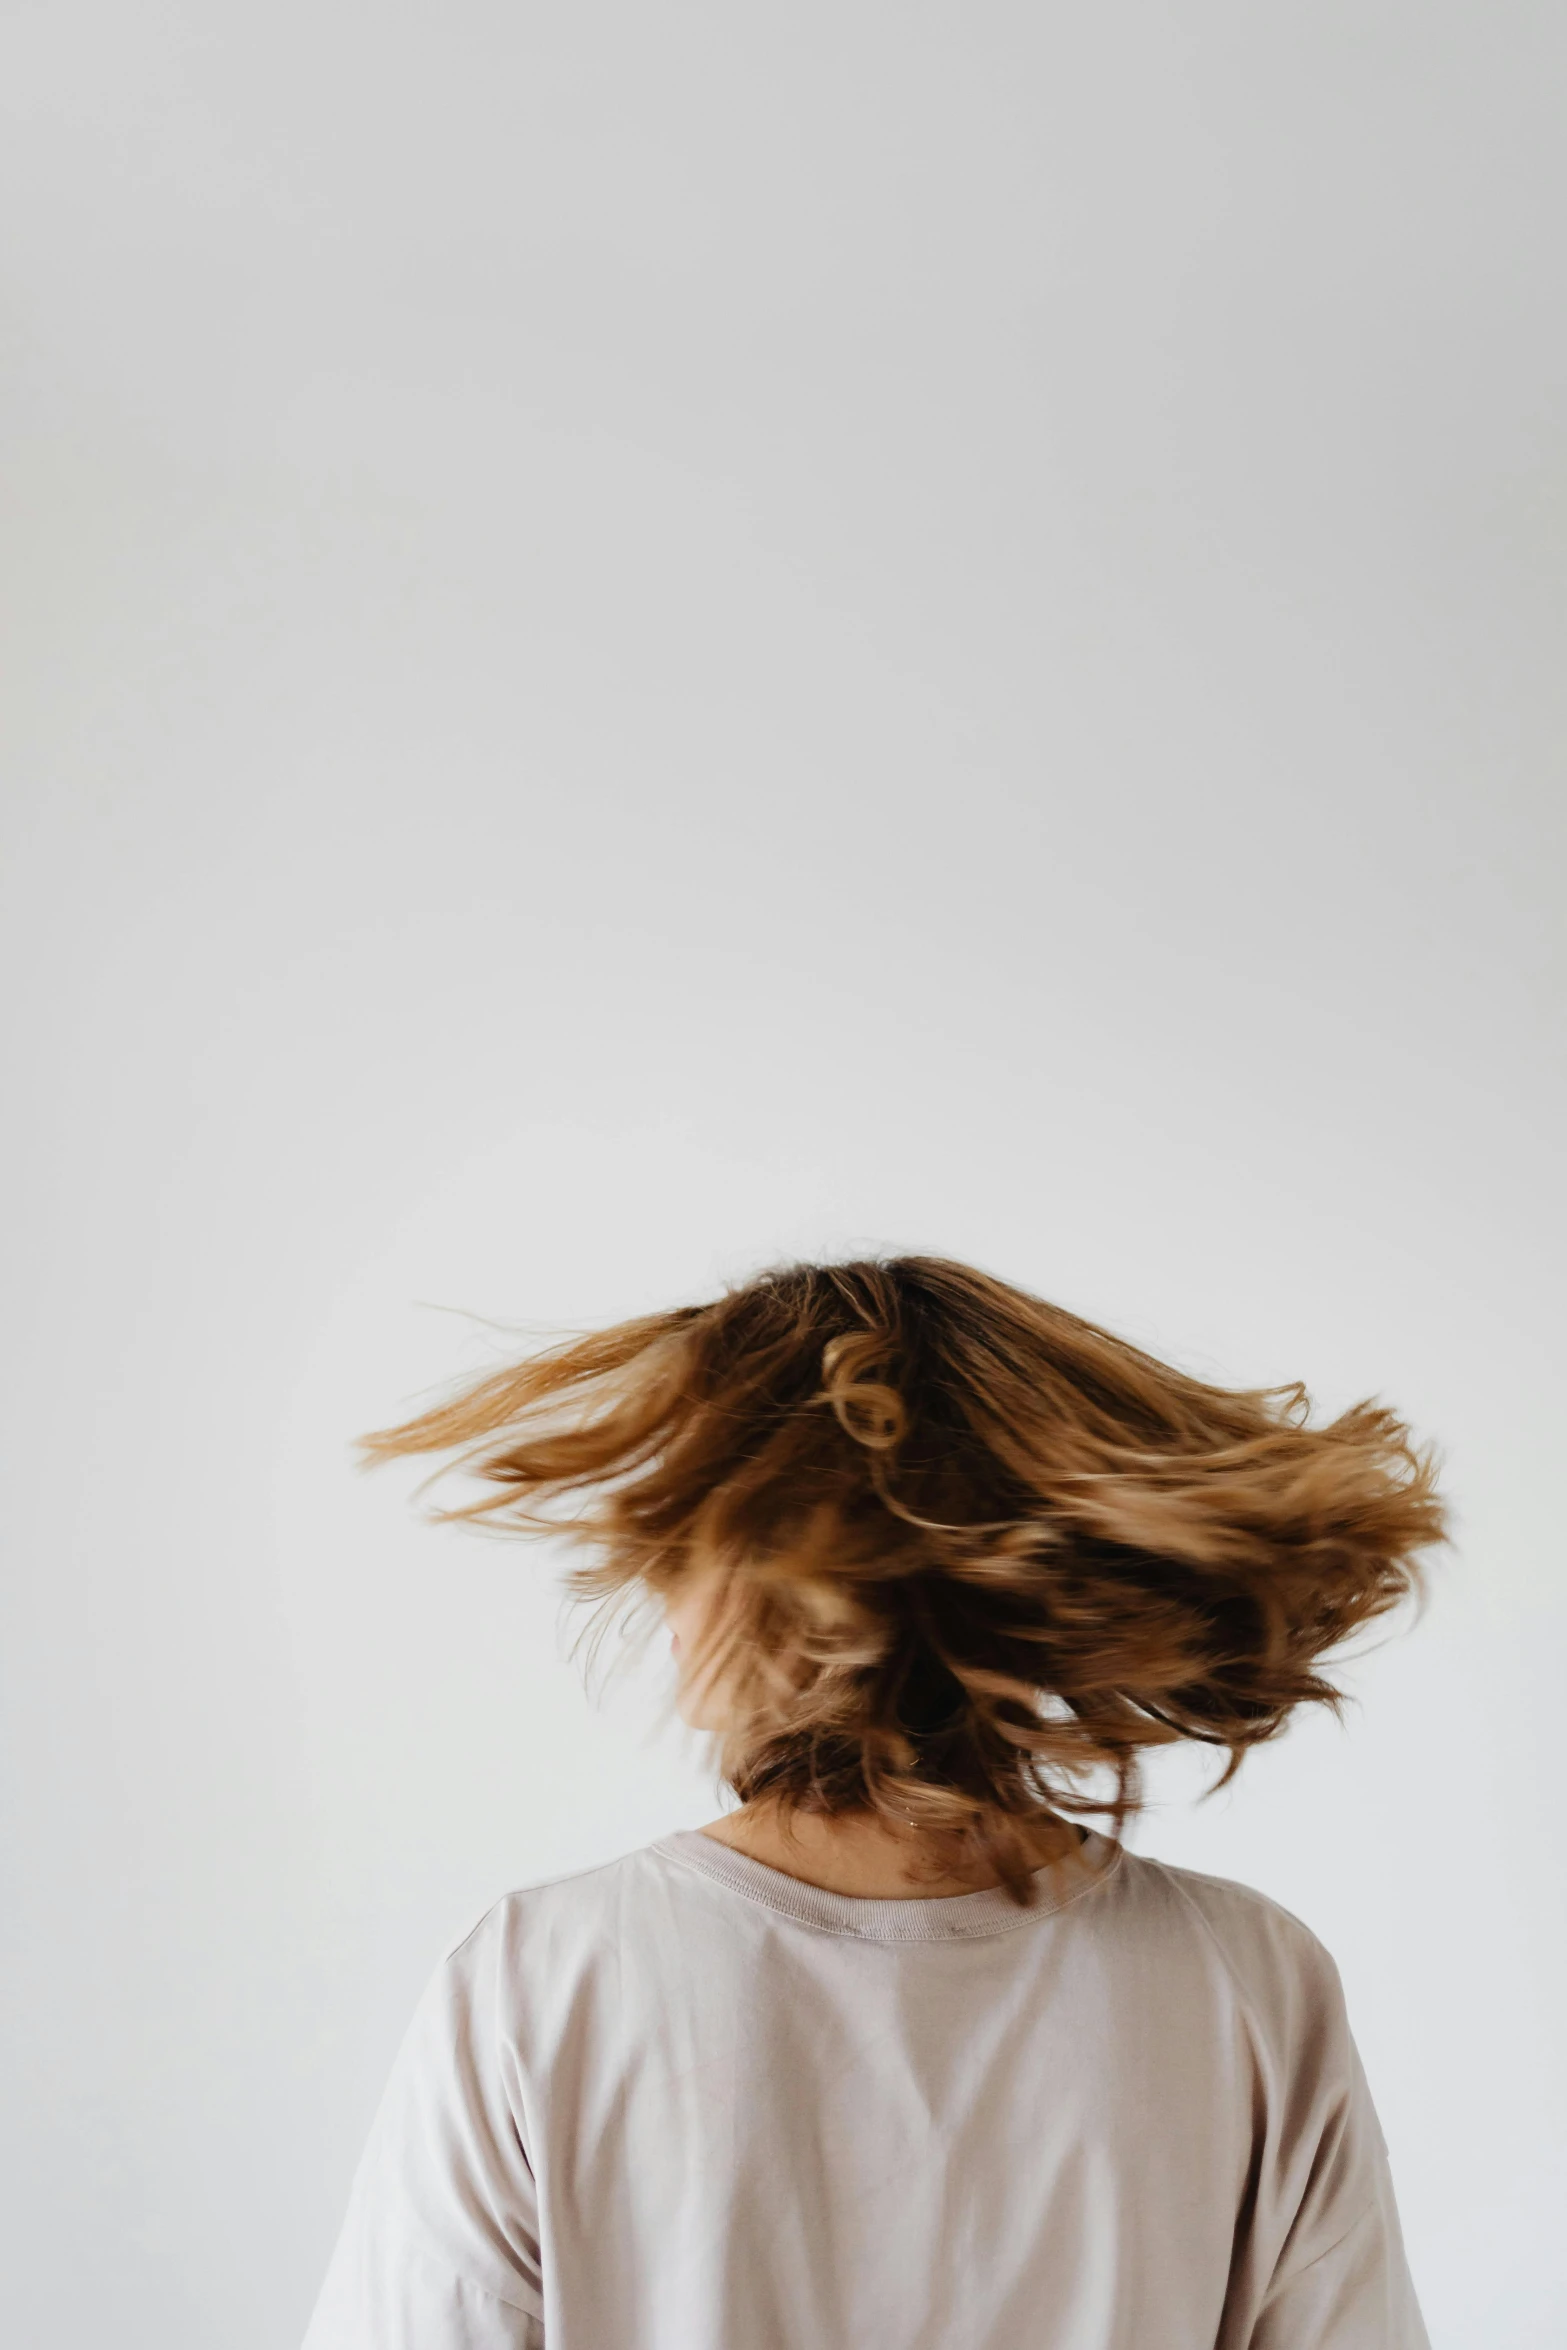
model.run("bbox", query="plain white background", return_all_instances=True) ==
[1,5,1562,2344]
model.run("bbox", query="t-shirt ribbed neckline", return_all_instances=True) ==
[652,1825,1123,1941]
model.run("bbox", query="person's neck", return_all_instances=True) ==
[697,1801,1003,1900]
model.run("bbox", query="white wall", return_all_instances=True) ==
[2,6,1562,2344]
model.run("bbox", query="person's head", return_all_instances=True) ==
[361,1255,1445,1899]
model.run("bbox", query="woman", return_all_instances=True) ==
[303,1255,1441,2349]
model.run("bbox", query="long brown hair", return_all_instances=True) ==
[361,1256,1446,1900]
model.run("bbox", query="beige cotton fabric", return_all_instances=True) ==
[303,1830,1428,2350]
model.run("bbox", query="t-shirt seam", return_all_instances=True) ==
[1142,1857,1318,1944]
[1268,2171,1384,2291]
[405,2224,545,2321]
[654,1833,1125,1939]
[1151,1860,1327,2058]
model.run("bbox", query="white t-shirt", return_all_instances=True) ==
[303,1830,1428,2350]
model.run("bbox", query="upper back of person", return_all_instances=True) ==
[306,1829,1426,2350]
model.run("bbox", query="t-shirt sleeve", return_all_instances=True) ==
[1247,2149,1428,2349]
[302,1908,544,2350]
[1242,1944,1429,2350]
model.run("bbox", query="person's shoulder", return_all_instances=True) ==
[1116,1847,1327,1947]
[1110,1849,1349,2034]
[440,1840,675,1968]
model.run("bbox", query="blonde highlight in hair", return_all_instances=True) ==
[360,1257,1446,1901]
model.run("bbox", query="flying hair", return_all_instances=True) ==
[359,1255,1447,1902]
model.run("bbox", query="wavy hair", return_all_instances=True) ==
[360,1256,1446,1900]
